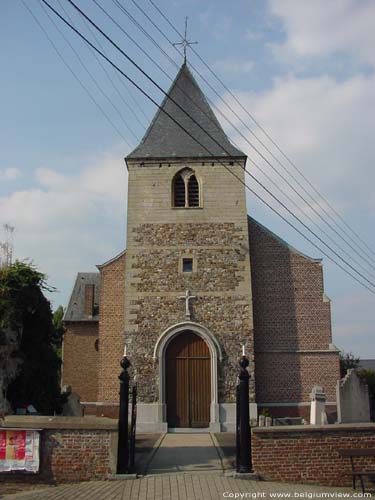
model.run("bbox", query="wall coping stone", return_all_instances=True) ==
[0,416,118,430]
[253,422,375,434]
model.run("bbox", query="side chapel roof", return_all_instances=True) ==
[63,272,100,322]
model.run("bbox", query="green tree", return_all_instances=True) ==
[339,351,360,378]
[0,261,62,414]
[358,369,375,421]
[52,305,65,357]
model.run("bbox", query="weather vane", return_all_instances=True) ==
[173,17,198,64]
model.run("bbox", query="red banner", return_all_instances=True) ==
[0,429,39,473]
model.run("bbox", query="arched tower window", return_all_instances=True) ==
[174,174,186,207]
[172,169,201,208]
[188,175,199,207]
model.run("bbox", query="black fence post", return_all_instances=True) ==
[129,384,137,472]
[236,384,240,472]
[117,354,130,474]
[238,354,252,473]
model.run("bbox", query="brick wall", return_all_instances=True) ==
[255,352,340,403]
[253,424,375,487]
[249,217,340,410]
[0,417,117,483]
[62,323,99,402]
[42,429,114,482]
[97,251,126,403]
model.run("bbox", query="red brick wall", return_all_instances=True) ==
[255,352,340,403]
[253,425,375,487]
[62,323,99,402]
[97,252,126,403]
[248,218,340,406]
[42,429,114,482]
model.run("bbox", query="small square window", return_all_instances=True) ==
[182,258,193,273]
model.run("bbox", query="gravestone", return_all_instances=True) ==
[62,386,84,417]
[310,385,327,425]
[336,369,370,423]
[265,416,272,427]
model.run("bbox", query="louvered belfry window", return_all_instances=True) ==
[188,175,199,207]
[174,174,186,207]
[173,169,200,208]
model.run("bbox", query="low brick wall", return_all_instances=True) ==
[253,423,375,487]
[0,416,118,483]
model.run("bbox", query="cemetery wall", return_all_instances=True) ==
[252,423,375,486]
[0,417,117,483]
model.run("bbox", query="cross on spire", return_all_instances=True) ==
[173,17,198,64]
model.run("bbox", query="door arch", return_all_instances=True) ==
[166,331,210,428]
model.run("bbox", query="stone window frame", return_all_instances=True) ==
[179,253,198,273]
[171,167,203,209]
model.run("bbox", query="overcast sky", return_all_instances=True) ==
[0,0,374,358]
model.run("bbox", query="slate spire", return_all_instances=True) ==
[127,63,245,160]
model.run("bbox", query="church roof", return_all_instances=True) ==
[127,63,245,160]
[63,272,100,322]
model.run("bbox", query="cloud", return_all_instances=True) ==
[0,149,127,307]
[219,72,375,214]
[0,168,22,181]
[212,59,255,75]
[268,0,375,66]
[331,291,374,356]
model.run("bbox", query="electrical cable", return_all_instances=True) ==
[110,0,375,275]
[22,0,132,148]
[145,0,375,263]
[37,0,375,294]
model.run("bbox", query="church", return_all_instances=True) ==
[62,63,340,432]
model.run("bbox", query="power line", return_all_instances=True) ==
[59,0,149,130]
[38,0,139,143]
[146,0,375,264]
[39,0,375,294]
[110,0,375,275]
[22,0,132,149]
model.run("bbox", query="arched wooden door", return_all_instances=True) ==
[166,331,211,428]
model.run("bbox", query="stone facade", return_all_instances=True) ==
[122,160,254,431]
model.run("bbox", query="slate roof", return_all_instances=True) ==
[127,63,245,160]
[63,273,100,322]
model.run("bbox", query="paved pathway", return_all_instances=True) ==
[146,433,223,474]
[1,474,358,500]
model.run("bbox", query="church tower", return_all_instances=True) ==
[122,63,255,431]
[63,62,340,427]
